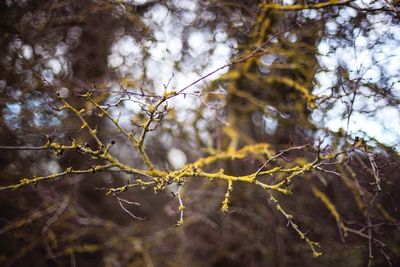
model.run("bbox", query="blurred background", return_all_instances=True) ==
[0,0,399,266]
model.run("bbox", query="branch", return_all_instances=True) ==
[260,0,355,11]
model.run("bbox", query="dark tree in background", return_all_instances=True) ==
[0,1,399,266]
